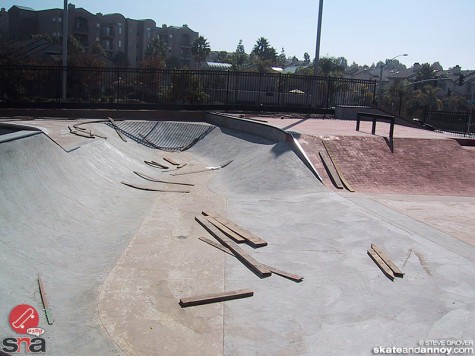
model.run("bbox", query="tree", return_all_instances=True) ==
[251,37,277,72]
[303,52,310,64]
[415,63,437,90]
[231,39,248,70]
[318,57,345,77]
[252,37,277,62]
[145,38,168,60]
[191,36,210,69]
[278,48,286,67]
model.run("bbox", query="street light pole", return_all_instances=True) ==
[62,0,68,102]
[313,0,324,77]
[378,53,407,107]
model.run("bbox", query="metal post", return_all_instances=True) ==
[313,0,324,77]
[62,0,68,102]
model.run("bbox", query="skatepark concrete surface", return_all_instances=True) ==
[1,114,474,355]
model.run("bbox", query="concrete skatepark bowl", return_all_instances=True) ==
[0,115,474,355]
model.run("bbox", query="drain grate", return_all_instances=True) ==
[106,121,215,151]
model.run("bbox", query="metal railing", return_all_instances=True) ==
[0,65,376,112]
[423,110,473,136]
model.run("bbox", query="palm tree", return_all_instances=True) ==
[191,36,210,69]
[252,37,277,62]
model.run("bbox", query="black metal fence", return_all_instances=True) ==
[0,65,376,112]
[423,110,474,136]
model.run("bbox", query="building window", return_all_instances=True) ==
[118,27,122,35]
[118,40,122,48]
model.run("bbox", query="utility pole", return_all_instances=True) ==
[313,0,324,77]
[62,0,68,102]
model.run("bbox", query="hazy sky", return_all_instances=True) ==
[2,0,474,70]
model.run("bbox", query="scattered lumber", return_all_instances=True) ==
[68,126,95,139]
[121,181,190,193]
[37,274,54,325]
[144,160,169,169]
[179,289,254,308]
[163,157,180,166]
[322,141,354,192]
[198,237,234,256]
[197,236,303,283]
[319,150,343,189]
[266,266,304,283]
[204,215,246,243]
[202,211,267,248]
[133,171,194,186]
[195,215,271,278]
[367,248,395,281]
[171,160,233,176]
[371,244,404,278]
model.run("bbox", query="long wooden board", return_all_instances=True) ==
[204,215,246,243]
[121,181,189,193]
[38,274,54,325]
[163,157,180,166]
[133,171,194,186]
[198,236,303,282]
[179,289,254,308]
[322,141,355,192]
[202,211,267,248]
[371,244,404,277]
[195,215,271,278]
[319,150,343,189]
[198,237,234,256]
[367,249,395,281]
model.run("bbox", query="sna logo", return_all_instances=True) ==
[2,304,46,353]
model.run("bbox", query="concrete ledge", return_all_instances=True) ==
[206,112,323,182]
[0,130,41,143]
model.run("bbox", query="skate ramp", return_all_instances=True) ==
[0,119,474,355]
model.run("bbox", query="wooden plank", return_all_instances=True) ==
[133,171,194,186]
[198,237,234,256]
[179,289,253,308]
[202,211,267,248]
[371,244,404,278]
[319,151,344,189]
[195,215,271,278]
[121,181,189,193]
[367,249,395,281]
[37,274,54,325]
[163,157,180,166]
[198,237,303,283]
[204,216,246,243]
[322,141,355,192]
[266,266,304,283]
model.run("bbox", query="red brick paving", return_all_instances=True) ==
[299,135,475,196]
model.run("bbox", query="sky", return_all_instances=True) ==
[2,0,474,70]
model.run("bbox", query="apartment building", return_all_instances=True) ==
[4,4,199,68]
